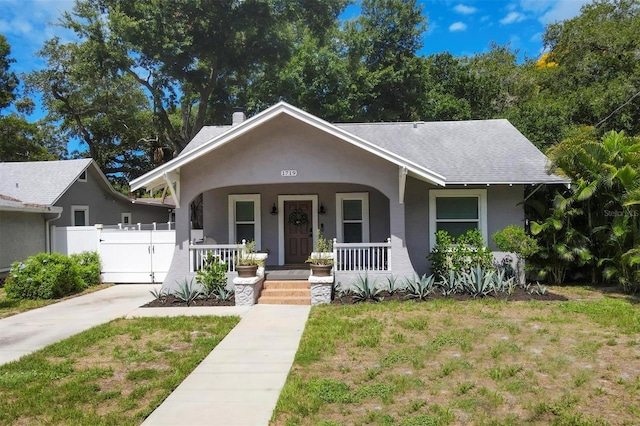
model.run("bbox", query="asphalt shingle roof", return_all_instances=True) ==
[182,118,563,185]
[335,119,559,184]
[0,158,92,206]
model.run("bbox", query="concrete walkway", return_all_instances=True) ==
[0,284,158,365]
[140,304,311,426]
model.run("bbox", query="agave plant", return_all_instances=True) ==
[439,270,463,297]
[405,274,436,301]
[351,274,383,303]
[461,265,495,298]
[491,269,515,295]
[173,279,202,306]
[149,287,168,304]
[211,286,234,301]
[385,275,400,295]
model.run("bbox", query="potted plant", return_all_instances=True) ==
[306,231,334,277]
[235,240,263,278]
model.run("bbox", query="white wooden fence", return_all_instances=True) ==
[52,223,175,283]
[333,238,392,272]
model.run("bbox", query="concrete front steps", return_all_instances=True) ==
[257,280,311,305]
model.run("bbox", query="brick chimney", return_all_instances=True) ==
[232,107,246,126]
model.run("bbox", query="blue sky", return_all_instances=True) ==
[1,0,591,122]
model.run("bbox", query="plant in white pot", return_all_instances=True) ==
[306,231,334,277]
[234,240,264,278]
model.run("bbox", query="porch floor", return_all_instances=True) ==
[264,266,310,281]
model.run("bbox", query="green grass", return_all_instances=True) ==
[271,288,640,425]
[0,284,113,318]
[0,315,239,425]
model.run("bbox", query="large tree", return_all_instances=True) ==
[343,0,428,121]
[0,34,18,111]
[28,0,348,179]
[0,34,62,162]
[542,0,640,136]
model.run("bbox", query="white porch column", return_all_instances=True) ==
[388,201,415,279]
[160,204,192,291]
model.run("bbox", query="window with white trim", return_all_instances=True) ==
[429,189,487,248]
[78,170,87,182]
[336,193,370,243]
[71,205,89,226]
[228,194,261,248]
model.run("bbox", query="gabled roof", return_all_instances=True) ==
[130,101,569,192]
[0,158,138,207]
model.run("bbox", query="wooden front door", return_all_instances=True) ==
[284,200,312,264]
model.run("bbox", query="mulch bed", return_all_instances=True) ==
[142,294,236,308]
[141,287,567,308]
[332,287,568,304]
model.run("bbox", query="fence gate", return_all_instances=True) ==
[98,228,175,283]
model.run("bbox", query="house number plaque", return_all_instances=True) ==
[281,170,298,177]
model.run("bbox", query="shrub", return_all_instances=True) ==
[428,229,493,276]
[70,251,102,286]
[195,252,227,297]
[492,225,539,259]
[5,252,84,299]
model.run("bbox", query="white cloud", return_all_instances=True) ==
[538,0,591,24]
[449,21,468,32]
[453,4,477,15]
[1,0,77,74]
[518,0,591,24]
[500,11,526,24]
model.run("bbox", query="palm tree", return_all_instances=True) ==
[546,130,640,290]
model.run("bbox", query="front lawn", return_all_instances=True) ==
[0,315,239,425]
[0,283,112,319]
[272,287,640,425]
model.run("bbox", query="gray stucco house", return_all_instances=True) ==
[0,158,171,272]
[131,102,568,289]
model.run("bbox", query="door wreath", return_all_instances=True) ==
[288,209,309,226]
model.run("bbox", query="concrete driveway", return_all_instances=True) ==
[0,284,157,366]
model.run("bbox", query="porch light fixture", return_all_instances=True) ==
[270,203,278,215]
[318,203,326,215]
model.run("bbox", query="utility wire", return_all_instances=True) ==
[595,88,640,128]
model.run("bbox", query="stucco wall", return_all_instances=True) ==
[163,114,414,288]
[404,177,526,275]
[201,183,390,265]
[54,166,169,227]
[0,211,46,270]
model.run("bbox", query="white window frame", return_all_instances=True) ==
[71,205,89,226]
[429,189,487,249]
[78,170,87,182]
[336,192,370,243]
[121,212,132,225]
[228,194,261,249]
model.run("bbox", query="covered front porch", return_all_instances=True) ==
[188,182,399,287]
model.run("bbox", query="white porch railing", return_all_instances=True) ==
[189,243,244,273]
[332,238,392,272]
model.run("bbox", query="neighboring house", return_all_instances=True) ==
[0,158,172,272]
[131,102,569,289]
